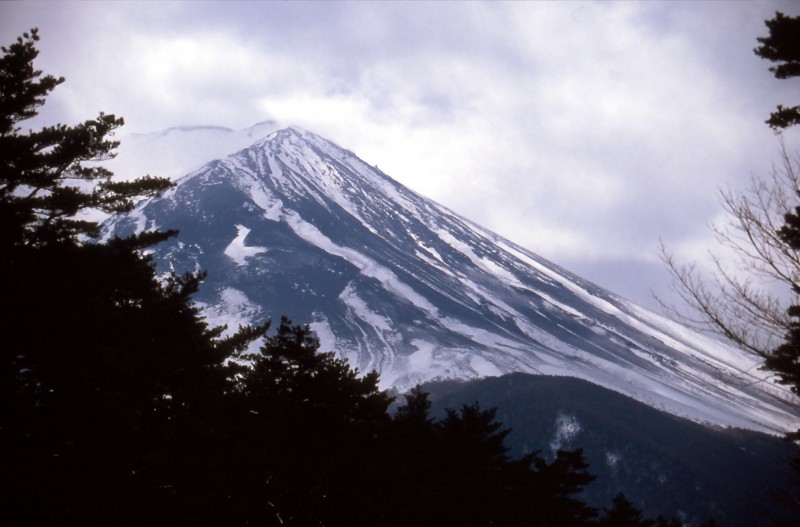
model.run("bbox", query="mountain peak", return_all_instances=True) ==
[103,128,800,435]
[252,126,320,152]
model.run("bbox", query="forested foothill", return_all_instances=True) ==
[3,18,794,526]
[423,374,799,526]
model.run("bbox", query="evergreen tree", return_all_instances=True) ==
[383,386,446,526]
[773,199,800,428]
[389,396,598,527]
[393,384,435,426]
[0,29,172,249]
[0,29,265,526]
[529,448,598,526]
[654,515,683,527]
[234,317,393,526]
[433,403,518,526]
[757,12,800,441]
[754,12,800,130]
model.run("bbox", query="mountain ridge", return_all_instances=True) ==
[101,126,799,435]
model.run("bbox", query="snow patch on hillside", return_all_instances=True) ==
[408,340,435,371]
[224,225,268,265]
[470,355,503,377]
[285,211,439,316]
[550,413,582,454]
[197,287,264,339]
[309,313,336,354]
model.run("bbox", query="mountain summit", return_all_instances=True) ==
[103,127,798,434]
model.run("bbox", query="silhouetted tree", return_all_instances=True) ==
[432,402,519,526]
[530,448,598,526]
[380,386,443,526]
[755,12,800,130]
[387,396,598,527]
[658,146,800,359]
[234,317,392,526]
[0,29,172,250]
[655,13,800,522]
[756,12,800,441]
[1,29,265,526]
[394,384,435,426]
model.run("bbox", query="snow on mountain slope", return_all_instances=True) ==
[101,127,800,435]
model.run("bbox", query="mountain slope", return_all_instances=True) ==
[102,127,799,434]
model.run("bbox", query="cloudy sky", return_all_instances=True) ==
[3,0,800,312]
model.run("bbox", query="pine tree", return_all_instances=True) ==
[756,12,800,440]
[433,403,517,526]
[0,29,265,526]
[530,448,598,526]
[235,317,392,526]
[754,12,800,130]
[394,398,598,527]
[0,29,172,249]
[772,198,800,427]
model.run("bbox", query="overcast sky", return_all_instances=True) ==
[3,0,800,312]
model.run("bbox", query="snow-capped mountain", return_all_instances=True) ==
[102,126,799,435]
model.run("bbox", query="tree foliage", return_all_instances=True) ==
[755,12,800,130]
[230,322,609,527]
[386,393,600,527]
[0,29,171,248]
[617,11,800,522]
[761,14,800,430]
[0,28,266,526]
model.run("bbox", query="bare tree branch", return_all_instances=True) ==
[659,142,800,358]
